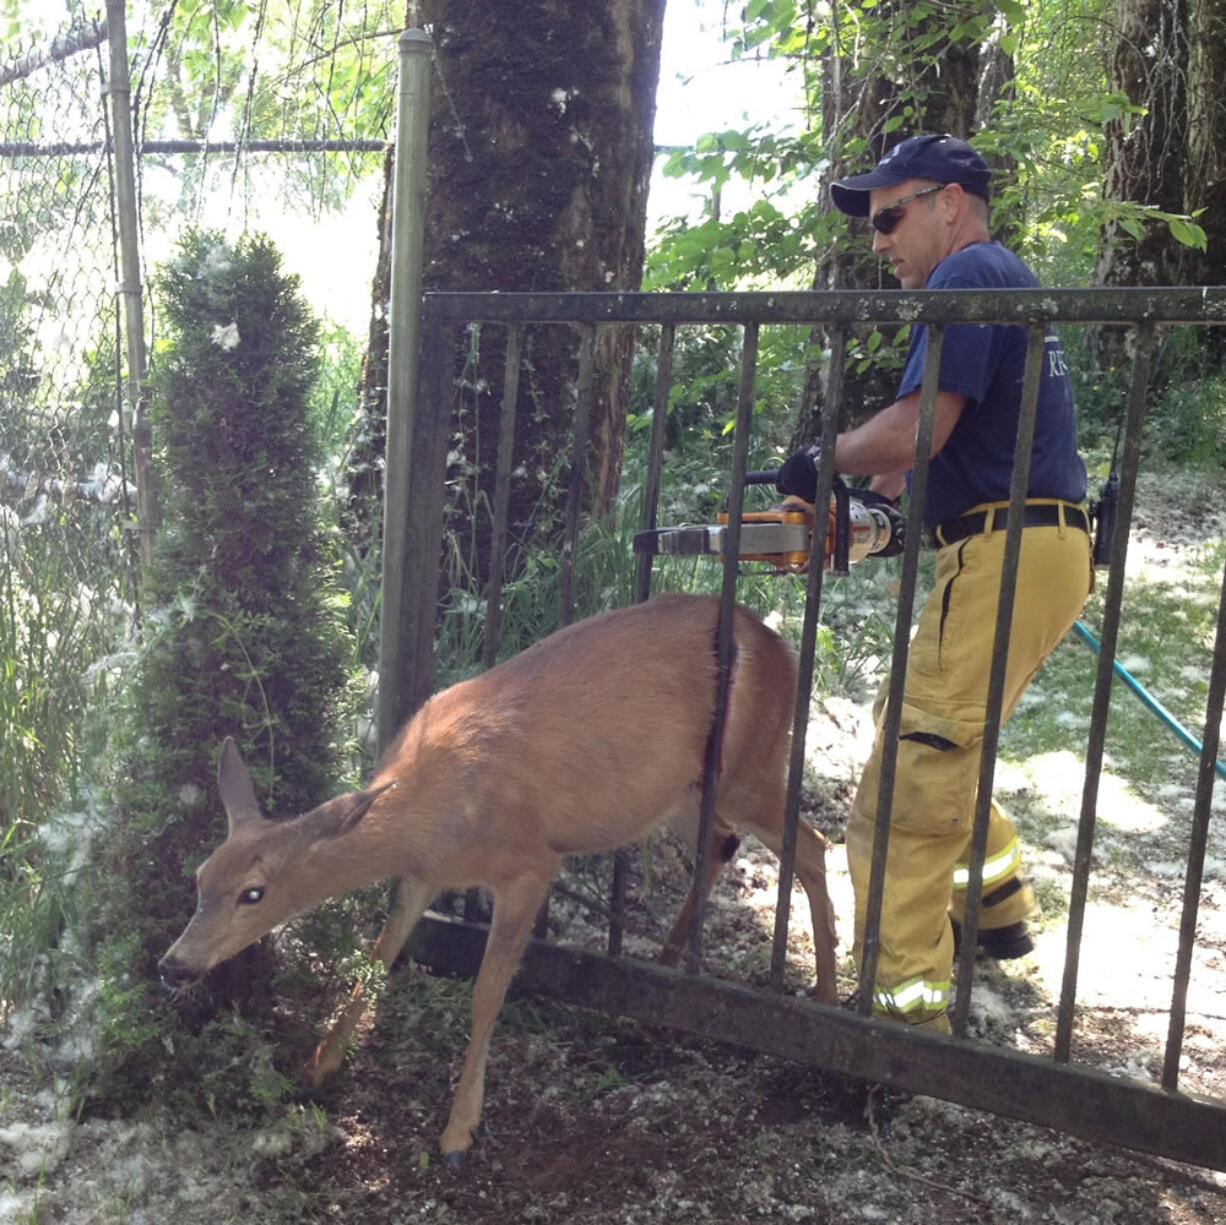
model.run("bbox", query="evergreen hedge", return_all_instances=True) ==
[93,231,354,1099]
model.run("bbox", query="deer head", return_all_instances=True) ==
[159,738,392,985]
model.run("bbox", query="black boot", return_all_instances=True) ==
[950,916,1034,960]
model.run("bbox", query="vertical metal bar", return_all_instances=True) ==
[857,325,943,1016]
[558,325,596,629]
[407,317,457,719]
[951,325,1045,1036]
[686,322,759,974]
[536,325,597,940]
[607,852,629,957]
[610,325,677,957]
[105,0,158,578]
[770,328,846,988]
[384,311,454,956]
[1163,554,1226,1089]
[633,324,676,605]
[1055,323,1156,1061]
[480,324,523,670]
[376,26,434,756]
[469,323,518,926]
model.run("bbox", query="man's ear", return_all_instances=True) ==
[940,181,963,219]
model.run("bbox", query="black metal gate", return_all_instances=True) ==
[380,286,1226,1172]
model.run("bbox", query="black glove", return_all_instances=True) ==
[855,487,905,557]
[775,445,821,504]
[856,487,900,511]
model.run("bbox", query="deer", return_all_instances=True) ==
[159,592,838,1164]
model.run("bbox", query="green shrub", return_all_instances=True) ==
[87,231,357,1106]
[1147,375,1226,467]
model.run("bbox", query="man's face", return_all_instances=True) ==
[868,179,949,290]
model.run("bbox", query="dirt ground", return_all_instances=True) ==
[2,472,1224,1223]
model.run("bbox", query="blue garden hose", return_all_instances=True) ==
[1072,619,1226,781]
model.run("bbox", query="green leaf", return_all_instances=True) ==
[1167,217,1207,251]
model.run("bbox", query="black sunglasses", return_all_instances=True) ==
[869,183,946,235]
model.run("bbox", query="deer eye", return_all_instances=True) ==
[238,886,265,905]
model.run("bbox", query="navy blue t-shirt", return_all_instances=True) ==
[897,242,1087,528]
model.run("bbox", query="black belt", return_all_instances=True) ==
[931,502,1090,548]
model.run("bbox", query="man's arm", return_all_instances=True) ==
[776,387,967,505]
[834,388,966,478]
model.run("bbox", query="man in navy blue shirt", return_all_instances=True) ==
[779,134,1092,1032]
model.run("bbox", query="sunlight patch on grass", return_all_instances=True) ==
[1029,889,1226,1043]
[996,749,1086,820]
[1000,748,1171,852]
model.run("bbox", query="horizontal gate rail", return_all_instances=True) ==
[420,286,1226,326]
[409,915,1226,1172]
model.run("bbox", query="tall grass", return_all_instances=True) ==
[0,497,135,1014]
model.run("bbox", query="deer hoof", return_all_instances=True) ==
[441,1121,484,1168]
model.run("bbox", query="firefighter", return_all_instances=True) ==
[777,134,1093,1031]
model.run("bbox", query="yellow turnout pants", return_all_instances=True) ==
[846,502,1093,1031]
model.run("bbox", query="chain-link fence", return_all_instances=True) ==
[1,16,126,526]
[0,1,389,833]
[1,13,135,839]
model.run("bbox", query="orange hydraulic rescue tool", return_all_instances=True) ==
[633,471,904,576]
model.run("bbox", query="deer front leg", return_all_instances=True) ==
[440,871,554,1165]
[308,874,435,1086]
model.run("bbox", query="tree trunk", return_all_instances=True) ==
[1096,0,1190,291]
[793,2,988,445]
[1187,0,1226,288]
[1093,0,1190,374]
[351,0,665,590]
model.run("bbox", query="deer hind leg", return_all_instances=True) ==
[308,873,435,1087]
[778,820,838,1003]
[440,869,554,1165]
[732,772,839,1004]
[659,795,742,967]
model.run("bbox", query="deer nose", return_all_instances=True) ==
[158,953,200,989]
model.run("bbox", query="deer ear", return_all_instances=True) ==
[302,781,395,843]
[217,737,264,836]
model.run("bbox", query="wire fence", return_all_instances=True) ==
[0,2,388,827]
[1,14,133,832]
[1,15,126,529]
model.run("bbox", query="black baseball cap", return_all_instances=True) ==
[830,134,991,217]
